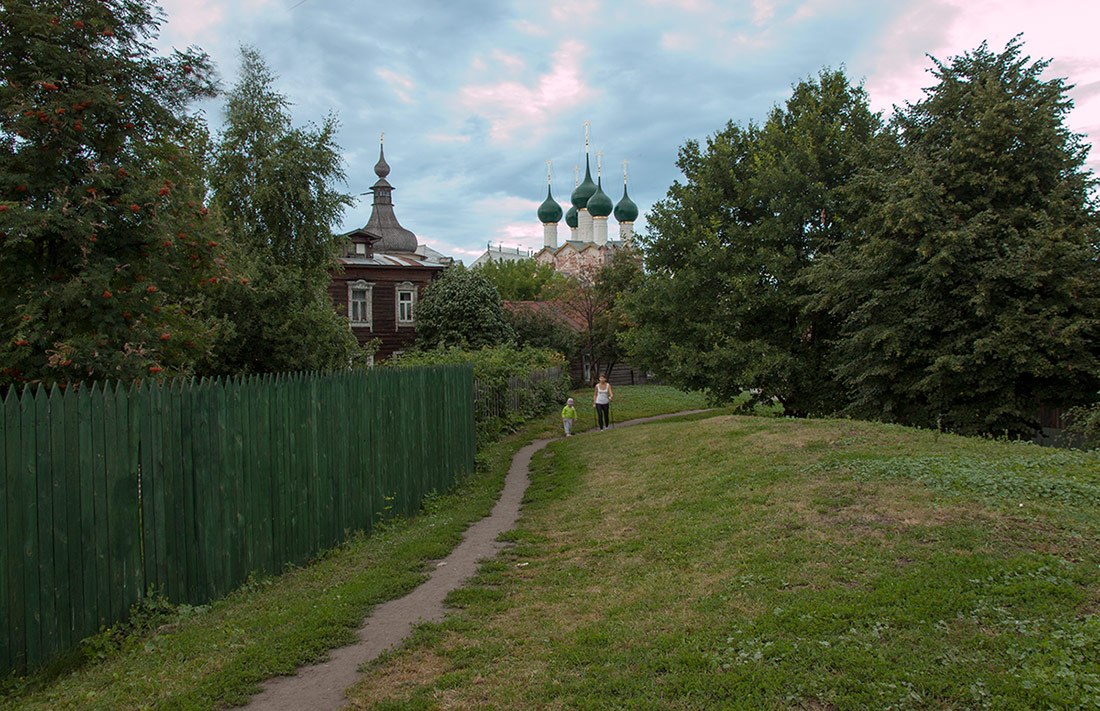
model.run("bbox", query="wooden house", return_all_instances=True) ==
[328,142,450,361]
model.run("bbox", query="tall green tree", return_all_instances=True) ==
[203,46,362,374]
[627,69,883,412]
[474,257,564,301]
[549,249,642,382]
[813,38,1100,434]
[415,265,516,350]
[0,0,224,385]
[506,304,579,361]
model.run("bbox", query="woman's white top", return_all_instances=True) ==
[595,383,611,405]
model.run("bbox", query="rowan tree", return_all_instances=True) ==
[0,0,225,385]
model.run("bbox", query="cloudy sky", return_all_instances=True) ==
[154,0,1100,264]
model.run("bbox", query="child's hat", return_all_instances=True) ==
[567,398,574,404]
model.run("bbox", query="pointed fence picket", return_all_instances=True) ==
[0,365,475,674]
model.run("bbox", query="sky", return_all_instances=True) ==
[154,0,1100,264]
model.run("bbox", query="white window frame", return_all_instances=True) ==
[396,281,416,327]
[347,279,374,330]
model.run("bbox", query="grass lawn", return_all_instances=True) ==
[348,415,1100,710]
[0,385,707,711]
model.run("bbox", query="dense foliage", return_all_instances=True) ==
[627,68,881,414]
[548,249,643,383]
[630,41,1100,434]
[0,0,224,385]
[388,344,569,443]
[415,265,517,350]
[811,38,1100,434]
[474,257,564,301]
[505,304,579,362]
[204,47,365,374]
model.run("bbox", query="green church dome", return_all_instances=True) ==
[587,178,613,218]
[571,156,597,209]
[537,185,563,223]
[565,204,578,229]
[614,184,638,222]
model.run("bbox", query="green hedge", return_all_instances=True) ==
[387,345,569,444]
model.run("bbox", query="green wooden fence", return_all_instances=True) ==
[0,365,475,674]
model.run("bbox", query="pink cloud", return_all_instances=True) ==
[426,133,472,144]
[512,19,550,37]
[644,0,717,10]
[862,0,1100,147]
[491,49,527,75]
[377,69,416,104]
[458,41,597,145]
[752,0,778,25]
[156,0,225,45]
[494,222,544,252]
[551,0,598,24]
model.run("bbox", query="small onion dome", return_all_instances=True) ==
[571,157,597,209]
[565,204,578,229]
[614,183,638,222]
[537,185,563,223]
[374,143,391,178]
[587,178,613,218]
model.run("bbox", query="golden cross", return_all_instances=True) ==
[380,132,384,144]
[597,151,603,177]
[622,159,629,182]
[546,159,552,184]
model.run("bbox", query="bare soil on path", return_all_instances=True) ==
[239,410,709,711]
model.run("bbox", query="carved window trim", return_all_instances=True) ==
[347,279,374,329]
[396,281,416,327]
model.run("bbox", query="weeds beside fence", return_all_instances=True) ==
[0,365,475,675]
[473,366,569,443]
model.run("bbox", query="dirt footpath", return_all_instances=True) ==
[240,411,708,711]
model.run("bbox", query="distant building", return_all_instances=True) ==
[533,130,638,279]
[468,127,640,279]
[469,243,535,269]
[328,140,451,361]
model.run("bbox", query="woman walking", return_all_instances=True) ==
[593,373,613,430]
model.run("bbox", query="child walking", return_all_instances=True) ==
[561,397,577,437]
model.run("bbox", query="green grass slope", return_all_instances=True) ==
[350,415,1100,711]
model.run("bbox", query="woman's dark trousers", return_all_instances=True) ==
[596,403,610,429]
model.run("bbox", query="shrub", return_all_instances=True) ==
[387,345,568,445]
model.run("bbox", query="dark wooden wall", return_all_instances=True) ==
[328,263,442,361]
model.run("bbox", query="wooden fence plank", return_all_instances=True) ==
[55,387,80,655]
[108,383,140,621]
[17,387,40,669]
[291,375,308,565]
[225,379,243,588]
[149,382,169,597]
[254,376,274,576]
[60,386,83,648]
[0,389,15,671]
[161,382,185,603]
[179,379,202,604]
[34,387,58,661]
[210,379,230,597]
[76,388,97,639]
[270,375,286,572]
[138,381,157,595]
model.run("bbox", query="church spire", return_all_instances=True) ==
[364,135,417,253]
